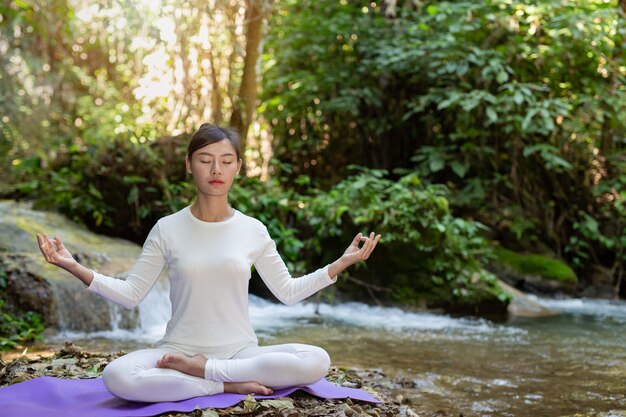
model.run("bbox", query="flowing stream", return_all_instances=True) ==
[38,281,626,417]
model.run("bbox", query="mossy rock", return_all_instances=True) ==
[0,200,155,332]
[490,247,578,295]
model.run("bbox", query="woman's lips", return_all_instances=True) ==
[209,180,224,185]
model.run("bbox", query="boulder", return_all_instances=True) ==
[497,280,557,318]
[489,247,578,296]
[0,200,152,331]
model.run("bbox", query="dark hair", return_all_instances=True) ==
[187,123,242,160]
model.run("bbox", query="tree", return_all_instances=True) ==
[231,0,269,173]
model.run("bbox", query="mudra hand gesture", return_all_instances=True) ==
[341,232,381,267]
[315,232,382,279]
[36,233,77,272]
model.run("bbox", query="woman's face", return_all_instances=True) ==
[186,139,242,198]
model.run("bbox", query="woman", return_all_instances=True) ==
[36,123,381,403]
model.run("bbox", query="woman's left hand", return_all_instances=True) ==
[340,232,381,267]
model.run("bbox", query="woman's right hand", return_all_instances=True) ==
[36,233,78,272]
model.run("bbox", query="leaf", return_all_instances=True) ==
[546,155,572,170]
[51,358,78,366]
[450,161,469,178]
[429,156,445,173]
[88,183,102,199]
[127,186,139,204]
[260,399,295,409]
[496,70,509,84]
[522,108,539,132]
[201,410,219,417]
[485,107,498,124]
[242,393,258,412]
[335,205,350,219]
[122,175,148,184]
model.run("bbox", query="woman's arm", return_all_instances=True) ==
[36,224,167,309]
[254,228,381,306]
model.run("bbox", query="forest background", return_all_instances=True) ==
[1,0,626,347]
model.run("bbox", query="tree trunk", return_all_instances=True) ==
[230,0,266,174]
[209,49,223,125]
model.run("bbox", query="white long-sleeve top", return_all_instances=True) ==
[86,206,336,358]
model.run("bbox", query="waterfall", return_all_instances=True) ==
[51,275,171,342]
[136,276,171,339]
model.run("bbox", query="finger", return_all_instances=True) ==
[37,233,53,262]
[53,236,65,251]
[36,234,47,255]
[43,232,53,252]
[352,233,363,246]
[356,233,373,259]
[364,234,381,258]
[360,232,377,259]
[363,232,376,258]
[43,233,58,260]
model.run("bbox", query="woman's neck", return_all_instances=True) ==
[190,197,234,222]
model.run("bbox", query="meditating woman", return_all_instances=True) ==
[36,123,381,402]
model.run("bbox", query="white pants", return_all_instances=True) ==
[102,343,331,402]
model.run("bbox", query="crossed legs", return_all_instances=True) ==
[102,344,331,402]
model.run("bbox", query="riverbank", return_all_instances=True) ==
[0,342,419,417]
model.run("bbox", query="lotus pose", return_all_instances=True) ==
[36,123,381,403]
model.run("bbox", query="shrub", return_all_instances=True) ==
[302,168,509,310]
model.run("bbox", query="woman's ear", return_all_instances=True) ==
[237,158,243,175]
[186,157,192,175]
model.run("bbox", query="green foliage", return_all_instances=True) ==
[261,0,395,185]
[4,119,508,310]
[262,0,626,293]
[2,0,625,305]
[4,134,195,242]
[494,247,577,283]
[0,299,45,351]
[303,168,508,307]
[565,150,626,278]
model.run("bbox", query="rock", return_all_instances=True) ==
[0,200,159,331]
[497,280,557,318]
[579,264,616,299]
[488,247,578,296]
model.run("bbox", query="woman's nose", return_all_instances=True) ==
[211,162,222,175]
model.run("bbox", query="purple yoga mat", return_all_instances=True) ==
[0,376,380,417]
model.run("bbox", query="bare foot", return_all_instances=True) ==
[224,381,273,396]
[156,353,207,378]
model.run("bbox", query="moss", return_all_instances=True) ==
[494,247,577,283]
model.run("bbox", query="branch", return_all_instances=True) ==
[345,275,392,307]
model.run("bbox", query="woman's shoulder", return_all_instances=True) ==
[235,210,267,232]
[235,211,277,241]
[153,206,190,230]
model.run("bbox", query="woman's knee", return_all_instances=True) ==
[102,360,124,397]
[303,346,331,383]
[102,358,136,400]
[103,352,159,402]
